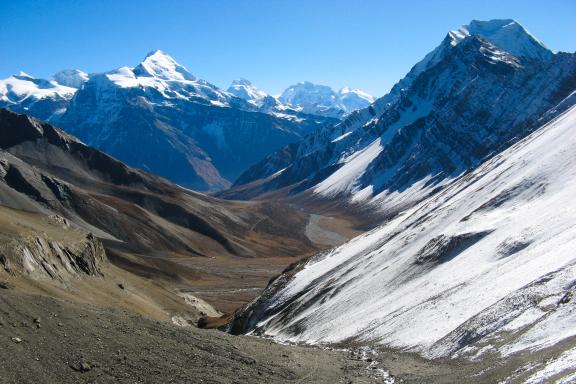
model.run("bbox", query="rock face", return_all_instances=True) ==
[229,98,576,379]
[0,208,105,282]
[227,19,576,216]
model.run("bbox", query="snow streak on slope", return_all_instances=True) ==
[314,138,383,196]
[244,105,576,365]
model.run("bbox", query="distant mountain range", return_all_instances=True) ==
[228,79,374,119]
[0,52,372,191]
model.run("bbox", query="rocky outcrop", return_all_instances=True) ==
[0,232,105,282]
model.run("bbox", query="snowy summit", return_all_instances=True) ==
[133,50,197,81]
[448,19,553,60]
[227,78,268,102]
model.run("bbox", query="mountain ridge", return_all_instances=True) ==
[224,19,576,217]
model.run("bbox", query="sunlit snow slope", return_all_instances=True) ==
[235,100,576,371]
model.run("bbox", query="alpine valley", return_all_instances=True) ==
[1,15,576,384]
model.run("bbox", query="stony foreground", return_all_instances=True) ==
[0,291,384,384]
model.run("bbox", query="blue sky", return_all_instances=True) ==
[1,0,575,97]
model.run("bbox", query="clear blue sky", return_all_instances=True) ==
[1,0,574,97]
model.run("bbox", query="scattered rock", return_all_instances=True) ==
[11,337,22,343]
[70,361,92,373]
[560,290,573,304]
[118,283,125,290]
[0,280,12,289]
[34,318,41,324]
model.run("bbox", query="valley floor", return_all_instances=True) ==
[148,211,363,314]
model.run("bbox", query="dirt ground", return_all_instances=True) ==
[127,211,364,315]
[0,290,384,384]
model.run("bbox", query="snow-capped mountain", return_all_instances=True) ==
[228,19,576,214]
[227,78,268,102]
[337,86,375,112]
[0,51,337,191]
[56,50,337,191]
[0,72,78,122]
[278,81,374,118]
[230,99,576,381]
[228,79,374,119]
[449,19,553,61]
[53,69,90,88]
[226,79,321,121]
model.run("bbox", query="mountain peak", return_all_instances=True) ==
[53,69,89,88]
[134,50,196,81]
[144,49,168,59]
[448,19,552,60]
[15,71,33,79]
[231,78,253,86]
[227,79,267,101]
[339,86,374,99]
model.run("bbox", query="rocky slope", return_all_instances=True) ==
[0,108,329,313]
[229,100,576,383]
[0,205,104,283]
[226,20,576,218]
[0,110,382,381]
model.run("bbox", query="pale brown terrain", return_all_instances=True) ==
[0,108,367,319]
